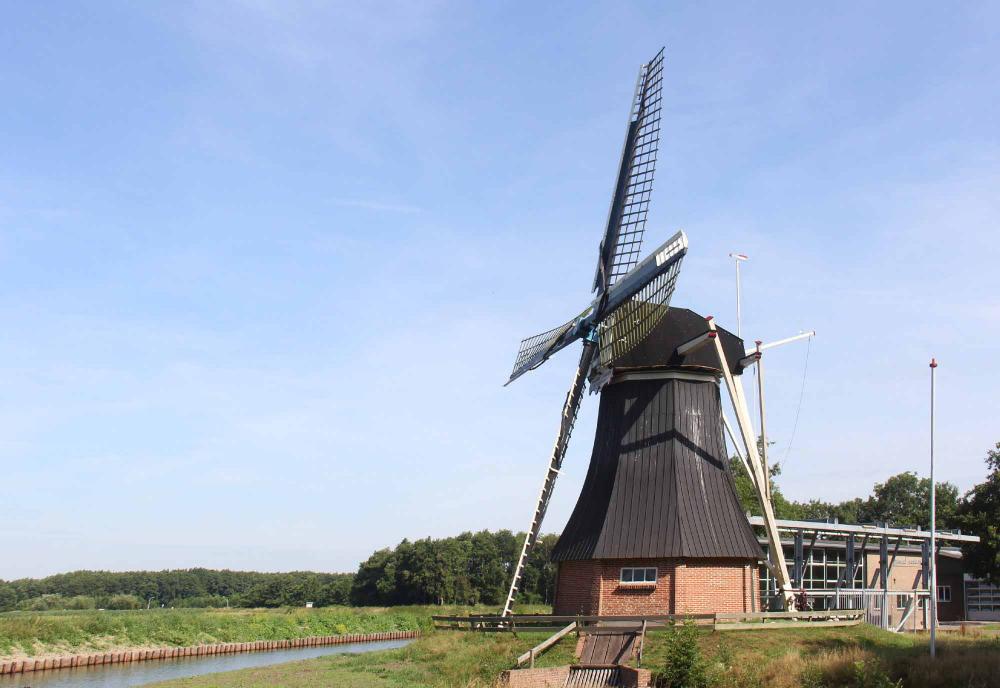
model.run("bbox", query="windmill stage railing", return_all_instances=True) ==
[432,609,864,634]
[758,589,933,632]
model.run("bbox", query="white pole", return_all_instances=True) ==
[736,259,742,336]
[756,342,771,500]
[929,357,938,658]
[729,253,748,336]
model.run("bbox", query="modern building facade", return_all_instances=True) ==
[751,517,996,626]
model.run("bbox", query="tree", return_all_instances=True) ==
[956,442,1000,583]
[0,583,15,611]
[729,448,958,529]
[860,472,959,529]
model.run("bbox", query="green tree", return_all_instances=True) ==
[860,472,959,528]
[660,621,707,688]
[956,442,1000,583]
[0,583,15,611]
[729,456,799,519]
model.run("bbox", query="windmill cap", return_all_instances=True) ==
[608,307,745,376]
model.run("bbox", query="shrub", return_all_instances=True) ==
[17,594,67,611]
[104,594,142,610]
[658,620,708,688]
[172,595,228,608]
[851,660,902,688]
[64,595,97,610]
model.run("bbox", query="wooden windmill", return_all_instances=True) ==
[502,48,796,617]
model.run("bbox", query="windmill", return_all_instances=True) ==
[501,48,795,618]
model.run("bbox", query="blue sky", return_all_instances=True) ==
[1,2,998,578]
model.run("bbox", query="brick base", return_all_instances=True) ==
[499,667,652,688]
[498,666,570,687]
[553,558,758,616]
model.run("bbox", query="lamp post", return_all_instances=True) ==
[729,253,748,336]
[929,357,938,658]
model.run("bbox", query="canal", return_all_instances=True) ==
[0,638,411,688]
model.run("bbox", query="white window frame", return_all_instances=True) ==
[619,567,657,585]
[937,585,951,603]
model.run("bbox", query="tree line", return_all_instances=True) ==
[1,441,997,611]
[0,568,352,612]
[0,530,554,611]
[350,530,556,606]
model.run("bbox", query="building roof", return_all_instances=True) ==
[746,516,980,544]
[756,535,964,560]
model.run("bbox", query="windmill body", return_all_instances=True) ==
[551,309,763,616]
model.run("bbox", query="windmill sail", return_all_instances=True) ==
[506,231,686,385]
[598,230,686,367]
[500,342,597,617]
[593,48,665,294]
[506,316,584,385]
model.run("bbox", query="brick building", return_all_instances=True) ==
[551,309,763,616]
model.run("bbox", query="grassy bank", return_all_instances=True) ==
[640,624,1000,688]
[149,623,1000,688]
[0,606,432,661]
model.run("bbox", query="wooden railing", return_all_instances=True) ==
[431,610,863,634]
[516,622,577,667]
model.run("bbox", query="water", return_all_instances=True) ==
[0,638,411,688]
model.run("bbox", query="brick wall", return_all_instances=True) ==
[672,559,758,615]
[498,666,570,687]
[620,666,653,687]
[555,558,759,616]
[553,560,603,615]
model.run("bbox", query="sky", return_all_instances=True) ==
[0,2,998,579]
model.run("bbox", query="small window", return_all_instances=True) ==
[937,586,951,603]
[620,567,657,585]
[895,595,910,610]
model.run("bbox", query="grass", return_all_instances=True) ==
[0,606,437,660]
[637,623,1000,688]
[148,622,1000,688]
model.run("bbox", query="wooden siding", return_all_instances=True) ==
[552,375,762,562]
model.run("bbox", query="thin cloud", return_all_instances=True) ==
[331,198,423,214]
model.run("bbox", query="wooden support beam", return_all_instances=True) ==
[676,329,716,356]
[707,317,794,608]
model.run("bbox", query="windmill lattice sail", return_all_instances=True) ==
[599,245,683,368]
[507,318,580,385]
[500,343,596,617]
[593,48,664,293]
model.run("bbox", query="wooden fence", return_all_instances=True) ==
[432,610,863,634]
